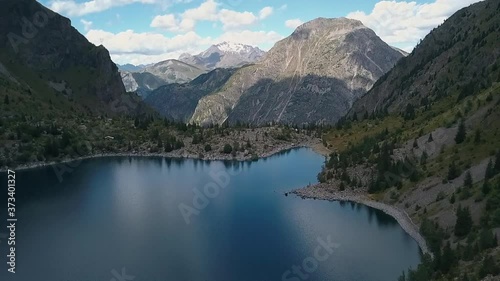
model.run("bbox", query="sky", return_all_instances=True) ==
[37,0,484,65]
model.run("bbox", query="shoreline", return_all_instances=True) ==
[292,183,432,257]
[0,140,330,173]
[2,140,430,257]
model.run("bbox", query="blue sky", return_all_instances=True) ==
[38,0,483,65]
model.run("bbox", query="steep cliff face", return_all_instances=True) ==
[120,71,168,98]
[145,68,236,122]
[0,0,135,114]
[190,18,403,126]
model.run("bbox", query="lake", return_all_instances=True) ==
[0,148,420,281]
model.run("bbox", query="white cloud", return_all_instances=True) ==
[219,9,258,29]
[48,0,161,17]
[85,28,283,64]
[80,19,93,32]
[86,29,209,56]
[285,19,303,29]
[259,7,274,19]
[279,4,288,11]
[182,0,219,21]
[150,14,179,31]
[151,0,219,32]
[347,0,483,50]
[151,0,273,32]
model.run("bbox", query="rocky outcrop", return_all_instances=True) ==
[120,71,167,98]
[190,18,403,126]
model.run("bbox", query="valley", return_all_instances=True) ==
[0,0,499,280]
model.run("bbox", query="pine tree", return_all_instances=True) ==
[428,133,433,142]
[455,119,466,144]
[448,162,460,180]
[486,159,495,180]
[464,171,473,189]
[482,179,491,195]
[421,151,428,165]
[404,104,415,120]
[440,242,455,273]
[4,95,9,105]
[455,205,473,237]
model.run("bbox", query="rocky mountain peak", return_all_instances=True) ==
[179,42,266,70]
[290,17,367,42]
[189,17,403,126]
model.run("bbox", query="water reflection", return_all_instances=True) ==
[0,148,420,281]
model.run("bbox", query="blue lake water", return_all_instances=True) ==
[0,148,420,281]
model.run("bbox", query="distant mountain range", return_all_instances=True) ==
[179,42,266,70]
[117,43,266,97]
[117,63,146,72]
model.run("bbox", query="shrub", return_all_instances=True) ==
[223,144,233,154]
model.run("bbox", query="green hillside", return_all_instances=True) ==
[319,1,500,280]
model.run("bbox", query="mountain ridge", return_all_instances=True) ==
[189,17,403,126]
[179,42,266,70]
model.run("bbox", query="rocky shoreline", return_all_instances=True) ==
[292,183,432,256]
[0,139,329,172]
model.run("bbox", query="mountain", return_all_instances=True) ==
[0,0,139,115]
[0,0,156,167]
[179,42,266,70]
[144,68,236,122]
[120,71,167,98]
[119,60,205,97]
[118,63,144,72]
[142,59,206,84]
[189,18,403,126]
[349,0,500,119]
[313,1,500,279]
